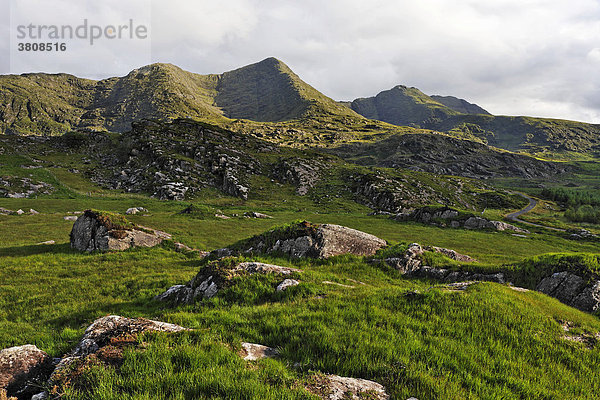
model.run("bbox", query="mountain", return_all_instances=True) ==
[430,95,490,115]
[0,58,364,136]
[3,59,600,160]
[349,85,461,127]
[349,86,600,158]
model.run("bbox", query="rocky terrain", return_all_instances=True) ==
[156,260,301,304]
[348,84,600,157]
[1,57,600,400]
[211,220,387,259]
[1,315,391,400]
[393,205,529,233]
[331,133,571,179]
[70,210,170,251]
[6,118,496,211]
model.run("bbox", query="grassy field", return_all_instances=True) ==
[1,152,600,399]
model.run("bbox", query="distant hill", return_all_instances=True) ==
[430,95,490,115]
[350,85,461,127]
[350,86,600,158]
[2,59,600,159]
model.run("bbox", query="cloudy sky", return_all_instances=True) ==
[3,0,600,123]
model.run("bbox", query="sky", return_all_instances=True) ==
[2,0,600,123]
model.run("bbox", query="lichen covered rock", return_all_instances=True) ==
[218,221,387,259]
[0,345,53,398]
[156,260,301,305]
[537,272,600,312]
[70,210,171,252]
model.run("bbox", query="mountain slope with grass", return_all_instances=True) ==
[350,86,600,159]
[350,85,461,127]
[430,94,491,115]
[0,58,369,137]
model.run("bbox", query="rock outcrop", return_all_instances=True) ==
[70,210,171,252]
[49,315,186,396]
[217,221,387,259]
[272,159,324,195]
[156,261,301,304]
[537,272,600,312]
[240,343,279,361]
[383,243,504,284]
[0,345,53,399]
[0,176,54,198]
[307,374,389,400]
[394,206,529,233]
[88,120,264,201]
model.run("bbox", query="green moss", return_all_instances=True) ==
[85,209,135,231]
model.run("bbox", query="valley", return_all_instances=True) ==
[0,58,599,400]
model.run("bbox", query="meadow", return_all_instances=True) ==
[1,148,600,399]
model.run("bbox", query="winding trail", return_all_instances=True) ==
[506,192,566,232]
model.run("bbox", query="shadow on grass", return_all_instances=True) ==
[0,243,76,257]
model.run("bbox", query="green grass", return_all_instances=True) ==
[2,144,600,399]
[61,330,318,400]
[3,242,600,399]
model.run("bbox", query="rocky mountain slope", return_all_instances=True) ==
[430,95,490,115]
[329,132,571,179]
[0,58,367,137]
[350,85,462,127]
[62,118,496,211]
[349,86,600,158]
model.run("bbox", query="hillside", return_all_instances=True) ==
[350,85,461,127]
[350,86,600,159]
[329,132,571,179]
[0,58,370,137]
[430,95,490,115]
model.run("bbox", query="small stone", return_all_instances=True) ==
[174,242,193,252]
[276,279,299,291]
[240,342,279,361]
[16,209,24,215]
[36,240,55,245]
[64,216,78,221]
[29,209,39,215]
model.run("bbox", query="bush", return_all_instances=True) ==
[565,205,600,224]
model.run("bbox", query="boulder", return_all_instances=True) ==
[0,345,53,398]
[307,374,389,400]
[463,216,493,230]
[49,316,186,389]
[537,272,600,312]
[427,246,477,263]
[125,207,147,215]
[173,242,193,252]
[211,222,386,259]
[156,261,301,305]
[244,211,273,219]
[277,279,299,291]
[70,210,171,252]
